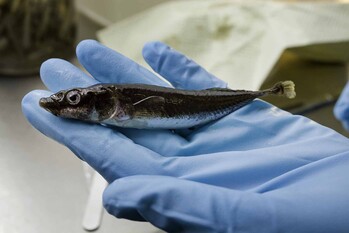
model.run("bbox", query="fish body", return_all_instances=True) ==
[39,81,295,129]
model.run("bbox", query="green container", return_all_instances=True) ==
[0,0,76,76]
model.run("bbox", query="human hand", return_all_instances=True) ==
[22,40,349,232]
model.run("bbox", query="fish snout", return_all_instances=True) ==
[39,97,60,115]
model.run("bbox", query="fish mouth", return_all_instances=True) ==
[39,97,60,115]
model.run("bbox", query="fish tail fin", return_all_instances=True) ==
[266,81,296,99]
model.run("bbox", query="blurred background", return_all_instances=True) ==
[1,0,349,232]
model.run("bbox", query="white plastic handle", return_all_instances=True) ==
[82,171,108,231]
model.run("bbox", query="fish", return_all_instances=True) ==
[39,81,296,129]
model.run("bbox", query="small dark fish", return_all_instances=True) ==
[39,81,296,129]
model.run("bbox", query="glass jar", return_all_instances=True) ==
[0,0,76,76]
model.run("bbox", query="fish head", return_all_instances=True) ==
[39,85,120,122]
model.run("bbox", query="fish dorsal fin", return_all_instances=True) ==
[205,87,234,92]
[133,96,165,106]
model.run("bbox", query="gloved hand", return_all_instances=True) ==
[22,40,349,233]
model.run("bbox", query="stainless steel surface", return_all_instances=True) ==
[0,76,87,232]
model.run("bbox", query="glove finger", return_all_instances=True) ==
[22,91,173,183]
[334,81,349,130]
[76,40,170,87]
[180,100,349,155]
[105,153,349,233]
[117,128,188,157]
[103,175,272,232]
[142,41,227,90]
[40,58,98,92]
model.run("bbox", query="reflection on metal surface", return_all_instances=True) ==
[0,0,76,76]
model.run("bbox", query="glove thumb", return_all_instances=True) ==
[103,175,273,233]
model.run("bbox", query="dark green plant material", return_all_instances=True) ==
[0,0,76,76]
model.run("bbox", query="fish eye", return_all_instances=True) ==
[66,91,81,105]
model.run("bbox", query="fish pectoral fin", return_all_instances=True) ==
[132,96,165,106]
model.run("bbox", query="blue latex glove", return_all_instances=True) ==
[335,82,349,131]
[22,40,349,233]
